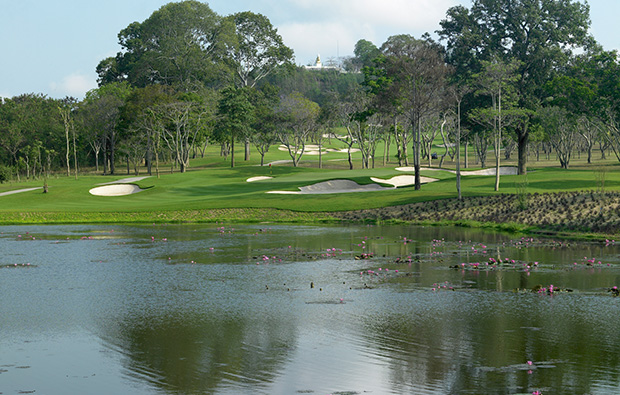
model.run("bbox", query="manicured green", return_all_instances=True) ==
[1,141,620,238]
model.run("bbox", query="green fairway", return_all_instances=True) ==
[0,162,618,214]
[2,137,620,230]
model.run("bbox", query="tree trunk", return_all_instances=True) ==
[72,124,78,180]
[517,129,528,175]
[456,105,462,200]
[66,128,70,177]
[495,90,501,192]
[414,117,421,190]
[383,138,388,166]
[230,138,235,168]
[464,139,469,169]
[110,134,116,175]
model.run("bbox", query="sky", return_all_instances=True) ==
[1,0,618,99]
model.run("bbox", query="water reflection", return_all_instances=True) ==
[99,312,297,394]
[2,224,620,394]
[361,292,620,394]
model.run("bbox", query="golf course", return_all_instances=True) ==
[1,139,619,239]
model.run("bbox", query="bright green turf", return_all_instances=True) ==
[1,140,619,221]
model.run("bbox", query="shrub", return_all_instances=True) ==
[0,165,13,183]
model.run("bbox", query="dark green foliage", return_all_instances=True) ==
[99,1,229,91]
[438,0,593,174]
[264,67,363,106]
[0,165,12,183]
[225,11,294,88]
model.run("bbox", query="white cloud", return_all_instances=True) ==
[50,73,98,98]
[291,0,458,31]
[278,0,464,64]
[279,22,362,64]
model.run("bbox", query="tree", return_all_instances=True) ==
[250,84,279,166]
[330,89,365,170]
[378,34,450,189]
[449,83,472,200]
[224,11,293,160]
[0,99,26,166]
[98,1,230,91]
[159,93,212,173]
[226,11,293,88]
[472,57,520,191]
[439,0,593,175]
[275,92,320,167]
[0,94,64,177]
[538,106,577,169]
[215,87,255,168]
[120,85,176,177]
[343,39,380,73]
[331,87,385,170]
[82,82,133,175]
[58,97,78,178]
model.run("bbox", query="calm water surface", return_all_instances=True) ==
[2,224,620,394]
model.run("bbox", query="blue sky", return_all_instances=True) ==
[1,0,618,99]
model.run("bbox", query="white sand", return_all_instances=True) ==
[278,145,359,155]
[98,176,151,185]
[247,176,273,182]
[268,179,394,195]
[89,184,145,196]
[0,187,43,197]
[370,175,438,187]
[263,160,294,166]
[395,166,518,176]
[326,148,361,153]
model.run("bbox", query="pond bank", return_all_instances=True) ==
[1,191,618,240]
[330,190,620,240]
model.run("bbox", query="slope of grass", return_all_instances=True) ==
[1,141,619,235]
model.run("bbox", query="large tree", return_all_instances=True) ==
[97,1,231,91]
[215,87,255,168]
[119,85,177,176]
[275,92,320,167]
[82,82,133,175]
[377,34,450,189]
[343,39,381,73]
[471,58,520,191]
[225,11,293,88]
[438,0,593,175]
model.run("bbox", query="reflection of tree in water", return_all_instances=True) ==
[360,295,620,394]
[106,311,297,394]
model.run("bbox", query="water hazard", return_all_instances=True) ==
[1,224,620,394]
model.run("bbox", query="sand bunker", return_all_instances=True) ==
[326,148,361,153]
[370,175,438,187]
[268,179,394,195]
[0,187,43,197]
[262,160,294,166]
[89,184,144,196]
[278,145,359,155]
[247,176,273,182]
[395,166,518,176]
[98,176,151,185]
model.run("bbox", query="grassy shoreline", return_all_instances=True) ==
[2,190,618,241]
[2,148,619,242]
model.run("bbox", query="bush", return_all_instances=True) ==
[0,165,13,183]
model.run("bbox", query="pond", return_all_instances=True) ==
[1,223,620,394]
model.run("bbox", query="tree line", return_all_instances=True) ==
[2,0,620,194]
